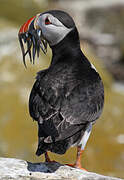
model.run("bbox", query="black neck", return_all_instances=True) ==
[50,27,81,65]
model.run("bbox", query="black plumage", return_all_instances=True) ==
[28,17,104,156]
[18,10,104,166]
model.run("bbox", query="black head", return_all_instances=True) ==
[18,10,79,66]
[42,10,75,29]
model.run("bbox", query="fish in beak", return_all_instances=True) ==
[18,14,47,67]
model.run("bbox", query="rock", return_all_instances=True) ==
[56,0,124,82]
[0,157,122,180]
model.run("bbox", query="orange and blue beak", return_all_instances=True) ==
[18,15,47,67]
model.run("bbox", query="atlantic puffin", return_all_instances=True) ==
[18,10,104,169]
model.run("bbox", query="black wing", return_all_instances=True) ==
[29,69,104,143]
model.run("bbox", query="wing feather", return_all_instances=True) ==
[29,68,104,142]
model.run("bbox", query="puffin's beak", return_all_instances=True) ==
[18,14,47,67]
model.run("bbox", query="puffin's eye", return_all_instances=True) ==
[45,17,51,25]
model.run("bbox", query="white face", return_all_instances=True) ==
[35,13,73,46]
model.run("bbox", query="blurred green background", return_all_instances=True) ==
[0,0,124,179]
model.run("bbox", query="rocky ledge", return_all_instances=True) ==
[0,157,122,180]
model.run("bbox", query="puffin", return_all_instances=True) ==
[18,10,104,169]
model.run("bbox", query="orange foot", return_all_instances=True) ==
[66,147,87,171]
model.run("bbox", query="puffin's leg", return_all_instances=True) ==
[66,123,92,170]
[45,151,51,162]
[75,122,92,170]
[74,145,85,170]
[45,151,57,163]
[66,146,85,169]
[66,145,83,168]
